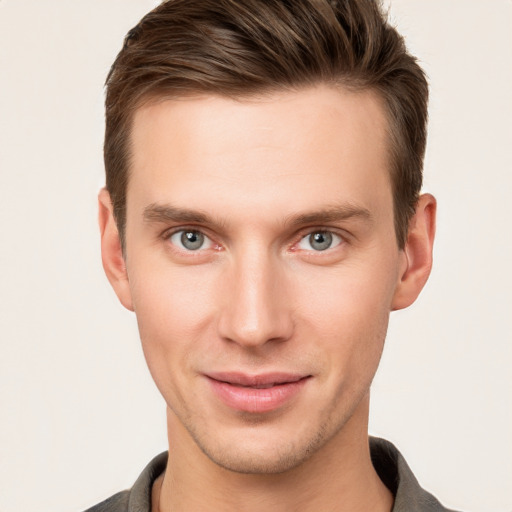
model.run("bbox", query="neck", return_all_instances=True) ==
[153,396,393,512]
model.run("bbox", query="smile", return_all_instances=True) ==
[205,372,311,413]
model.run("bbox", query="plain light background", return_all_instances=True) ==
[0,1,511,511]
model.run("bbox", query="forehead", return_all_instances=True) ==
[127,85,392,223]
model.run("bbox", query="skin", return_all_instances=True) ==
[99,85,436,511]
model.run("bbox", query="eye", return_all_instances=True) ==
[297,231,343,251]
[169,230,213,251]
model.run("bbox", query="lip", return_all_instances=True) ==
[205,372,311,413]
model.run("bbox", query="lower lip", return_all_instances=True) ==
[207,377,309,413]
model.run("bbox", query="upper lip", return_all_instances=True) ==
[206,372,309,387]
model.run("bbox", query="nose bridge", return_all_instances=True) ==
[218,243,293,347]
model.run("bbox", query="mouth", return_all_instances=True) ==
[205,372,311,413]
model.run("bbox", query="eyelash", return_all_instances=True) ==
[162,227,347,255]
[294,230,344,252]
[163,227,218,253]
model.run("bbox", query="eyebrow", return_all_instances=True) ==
[143,204,214,225]
[285,204,372,228]
[143,202,372,228]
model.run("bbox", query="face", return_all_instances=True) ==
[115,86,409,473]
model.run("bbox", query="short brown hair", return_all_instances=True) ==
[105,0,428,249]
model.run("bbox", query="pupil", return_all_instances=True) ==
[310,232,332,251]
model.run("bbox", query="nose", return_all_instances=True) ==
[217,249,294,349]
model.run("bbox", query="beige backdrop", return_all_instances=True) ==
[0,1,511,510]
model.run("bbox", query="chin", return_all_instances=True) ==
[201,442,313,475]
[189,419,333,475]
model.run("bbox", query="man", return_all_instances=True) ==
[87,0,457,510]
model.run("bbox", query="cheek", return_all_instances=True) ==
[126,259,220,387]
[294,262,395,373]
[129,259,218,333]
[295,258,395,325]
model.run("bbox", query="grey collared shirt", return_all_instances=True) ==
[84,437,460,512]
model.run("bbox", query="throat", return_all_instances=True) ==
[153,444,393,512]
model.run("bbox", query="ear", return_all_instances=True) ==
[98,188,134,311]
[391,193,437,311]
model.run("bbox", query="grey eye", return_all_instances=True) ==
[298,231,342,251]
[309,232,333,251]
[181,231,204,250]
[170,230,211,251]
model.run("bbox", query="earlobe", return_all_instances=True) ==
[391,193,437,311]
[98,188,134,311]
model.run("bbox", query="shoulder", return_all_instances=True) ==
[81,452,168,512]
[82,490,129,512]
[370,437,463,512]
